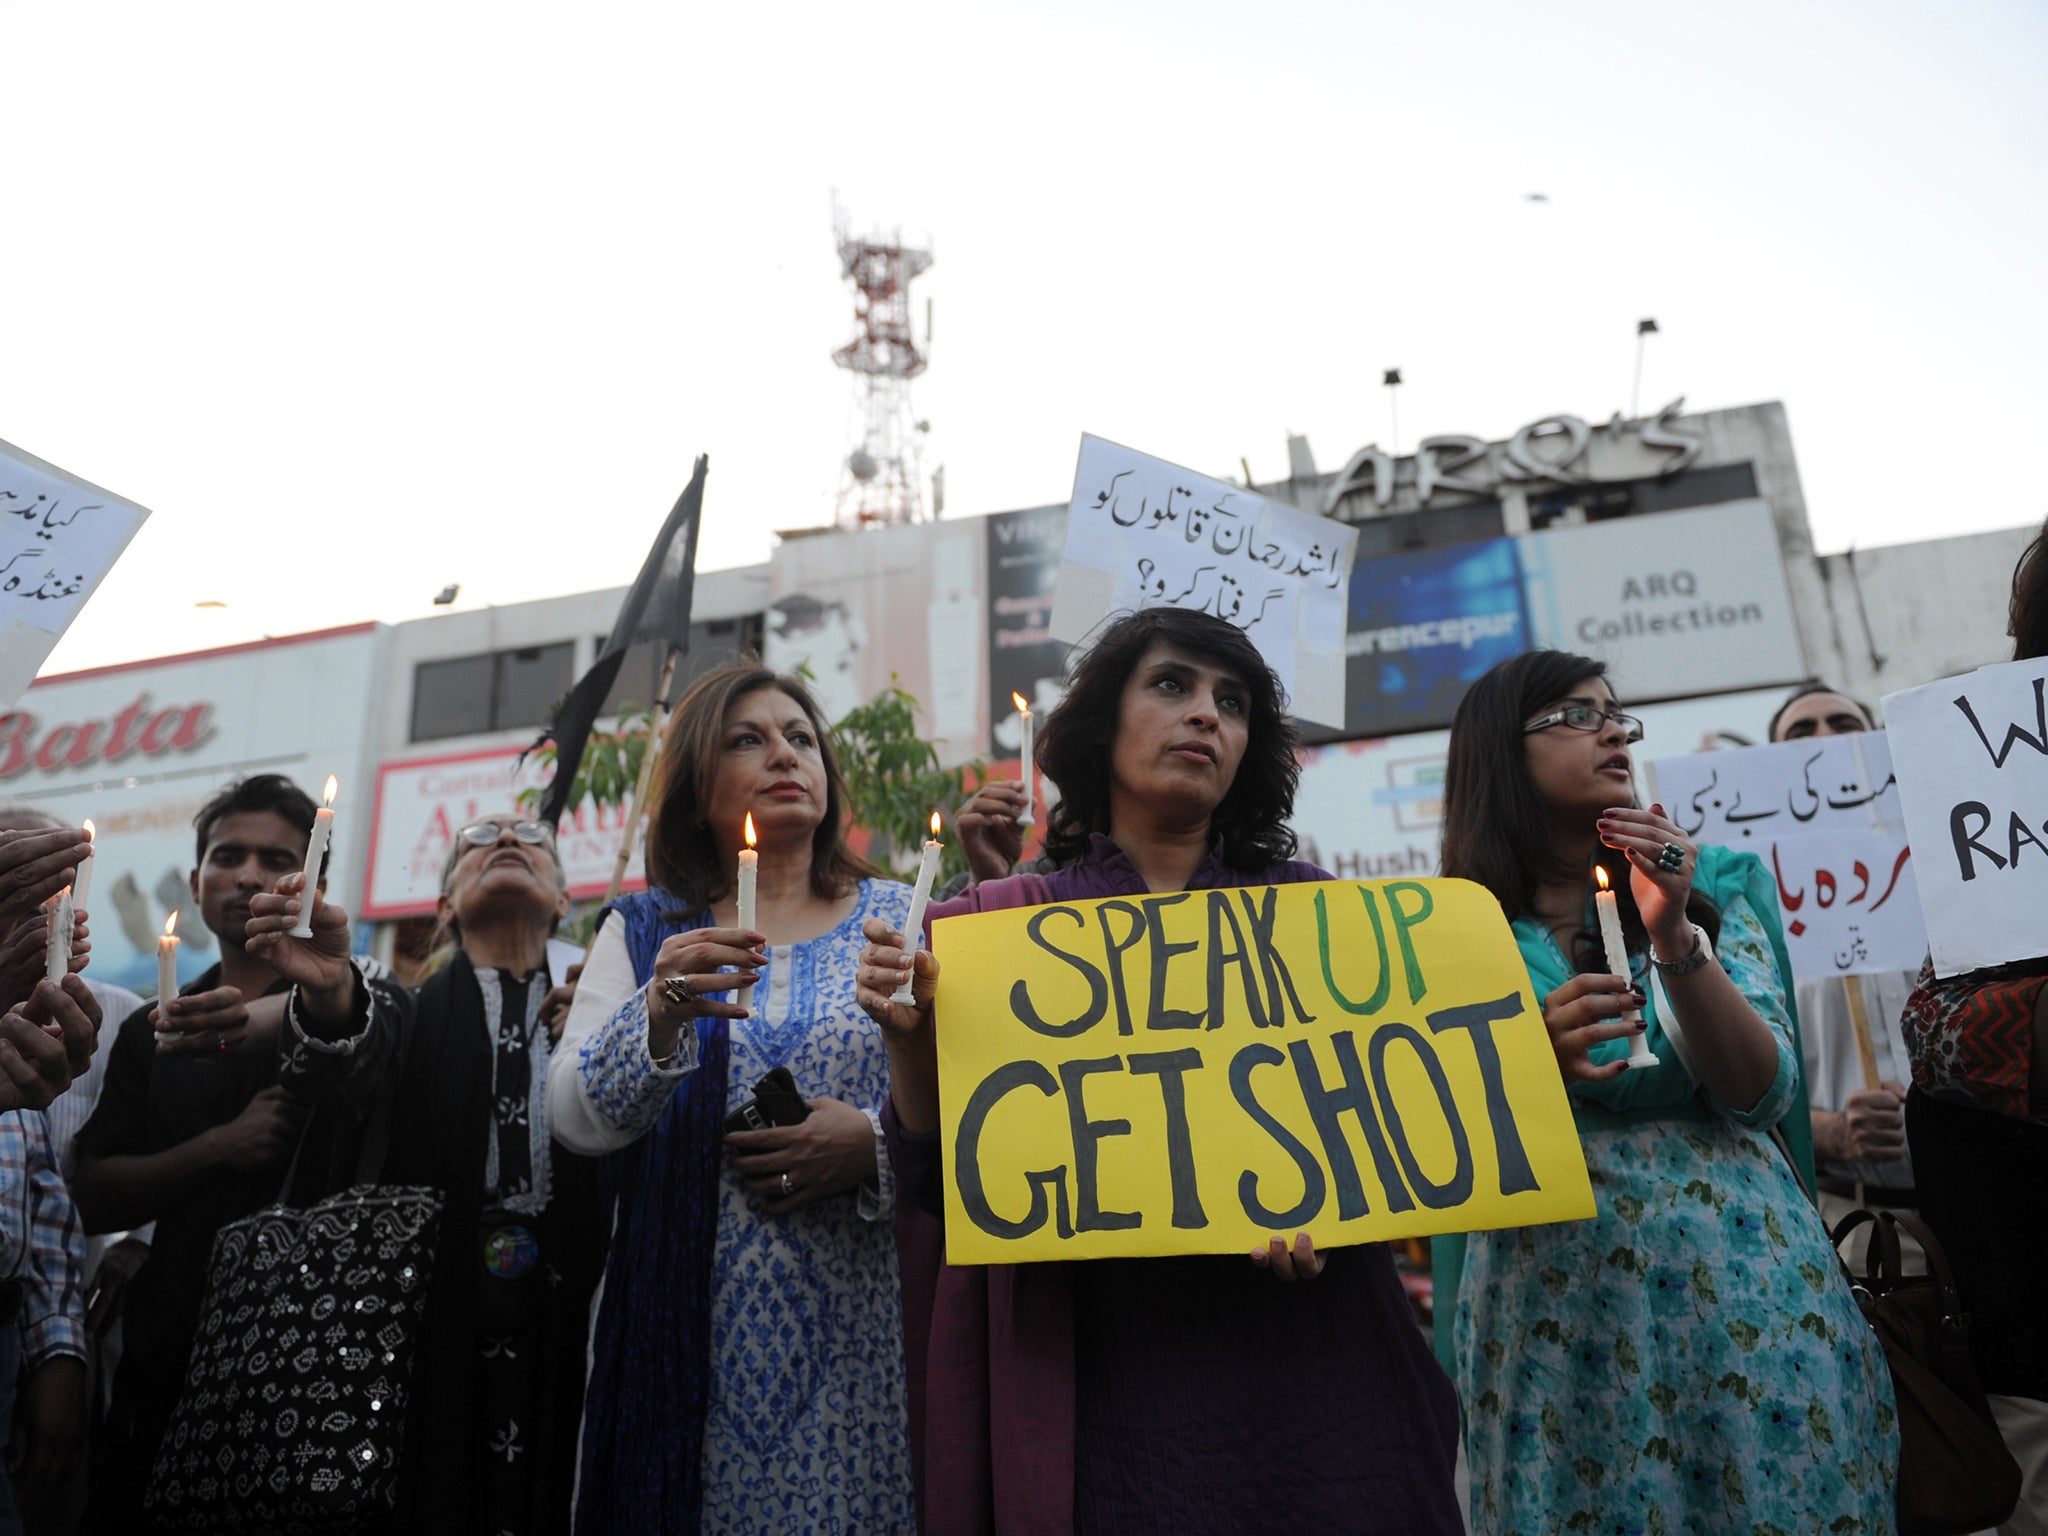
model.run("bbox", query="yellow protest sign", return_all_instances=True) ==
[929,877,1593,1263]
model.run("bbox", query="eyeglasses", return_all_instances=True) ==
[455,819,554,849]
[1522,705,1644,743]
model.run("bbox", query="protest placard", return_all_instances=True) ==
[1649,734,1924,979]
[0,440,152,708]
[1049,435,1356,727]
[929,877,1593,1264]
[1885,657,2048,976]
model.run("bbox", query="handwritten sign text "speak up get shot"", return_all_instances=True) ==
[929,878,1593,1264]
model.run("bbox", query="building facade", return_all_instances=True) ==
[10,400,2027,978]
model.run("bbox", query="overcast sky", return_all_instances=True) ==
[5,0,2044,674]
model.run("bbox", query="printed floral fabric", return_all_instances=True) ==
[1455,893,1899,1535]
[576,879,917,1535]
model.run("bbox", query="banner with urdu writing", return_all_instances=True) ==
[929,878,1594,1264]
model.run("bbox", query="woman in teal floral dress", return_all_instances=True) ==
[1436,651,1896,1536]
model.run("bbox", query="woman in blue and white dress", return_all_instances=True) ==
[547,663,915,1536]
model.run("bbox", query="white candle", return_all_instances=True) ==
[290,776,337,938]
[892,811,945,1005]
[1013,692,1036,829]
[737,812,758,935]
[157,911,181,1011]
[1594,866,1659,1068]
[70,820,94,917]
[43,888,72,984]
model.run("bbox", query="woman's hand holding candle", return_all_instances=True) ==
[1539,972,1648,1083]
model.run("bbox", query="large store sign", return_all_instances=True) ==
[13,627,384,995]
[0,694,216,777]
[362,744,646,920]
[1323,399,1704,514]
[1517,500,1802,699]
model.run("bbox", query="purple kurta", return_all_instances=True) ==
[888,835,1463,1535]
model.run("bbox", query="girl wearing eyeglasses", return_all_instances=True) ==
[1434,649,1895,1535]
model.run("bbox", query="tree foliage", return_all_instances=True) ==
[829,684,984,885]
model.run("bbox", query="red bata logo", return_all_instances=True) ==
[0,696,216,778]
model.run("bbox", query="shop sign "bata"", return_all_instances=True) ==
[1323,399,1704,514]
[0,695,216,778]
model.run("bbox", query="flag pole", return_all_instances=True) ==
[604,647,679,904]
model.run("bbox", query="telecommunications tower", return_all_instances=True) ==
[831,209,933,528]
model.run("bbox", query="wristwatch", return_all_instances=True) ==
[1651,922,1714,977]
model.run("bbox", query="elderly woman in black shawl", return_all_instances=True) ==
[247,813,601,1536]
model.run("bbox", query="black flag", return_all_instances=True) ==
[530,455,707,826]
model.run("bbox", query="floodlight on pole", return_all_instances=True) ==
[1631,319,1659,417]
[1383,368,1403,456]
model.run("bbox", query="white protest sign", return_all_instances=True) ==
[0,440,151,708]
[1652,734,1902,846]
[1049,435,1356,726]
[1649,734,1924,979]
[1885,658,2048,976]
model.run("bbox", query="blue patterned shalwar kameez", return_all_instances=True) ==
[566,880,916,1535]
[1454,891,1899,1536]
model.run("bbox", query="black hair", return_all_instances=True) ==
[193,774,323,877]
[1440,649,1718,968]
[1766,683,1875,743]
[2011,519,2048,663]
[1038,607,1299,873]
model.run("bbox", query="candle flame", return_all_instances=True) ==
[322,775,338,806]
[1012,691,1029,715]
[82,819,94,842]
[164,910,179,938]
[1595,865,1611,891]
[930,810,942,836]
[743,812,756,848]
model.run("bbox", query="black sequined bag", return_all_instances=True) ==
[142,1180,444,1534]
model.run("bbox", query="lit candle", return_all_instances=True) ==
[43,887,72,984]
[1593,865,1659,1069]
[737,813,758,935]
[290,776,337,938]
[1013,691,1036,829]
[892,811,945,1005]
[157,910,181,1010]
[70,820,94,917]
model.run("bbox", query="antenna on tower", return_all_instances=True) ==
[831,204,935,529]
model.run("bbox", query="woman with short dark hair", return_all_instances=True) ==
[1436,648,1895,1534]
[858,607,1463,1534]
[544,662,916,1535]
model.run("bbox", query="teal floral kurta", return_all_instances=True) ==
[1453,873,1898,1536]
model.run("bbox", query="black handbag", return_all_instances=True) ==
[143,1074,445,1535]
[1831,1207,2023,1536]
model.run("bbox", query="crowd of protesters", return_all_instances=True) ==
[0,530,2041,1535]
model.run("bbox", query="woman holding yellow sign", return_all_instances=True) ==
[857,607,1463,1535]
[1437,649,1896,1535]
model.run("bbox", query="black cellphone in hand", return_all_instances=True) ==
[723,1066,811,1134]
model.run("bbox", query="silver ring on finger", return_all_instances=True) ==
[661,975,691,1008]
[779,1172,794,1196]
[1657,841,1688,874]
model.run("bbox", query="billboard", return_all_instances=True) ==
[984,504,1069,757]
[1342,538,1526,737]
[361,743,645,920]
[1517,500,1804,700]
[5,627,384,995]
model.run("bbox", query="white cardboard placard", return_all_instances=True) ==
[1049,435,1355,726]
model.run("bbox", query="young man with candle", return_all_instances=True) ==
[68,774,364,1532]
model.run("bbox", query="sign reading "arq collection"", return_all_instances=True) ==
[929,878,1594,1263]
